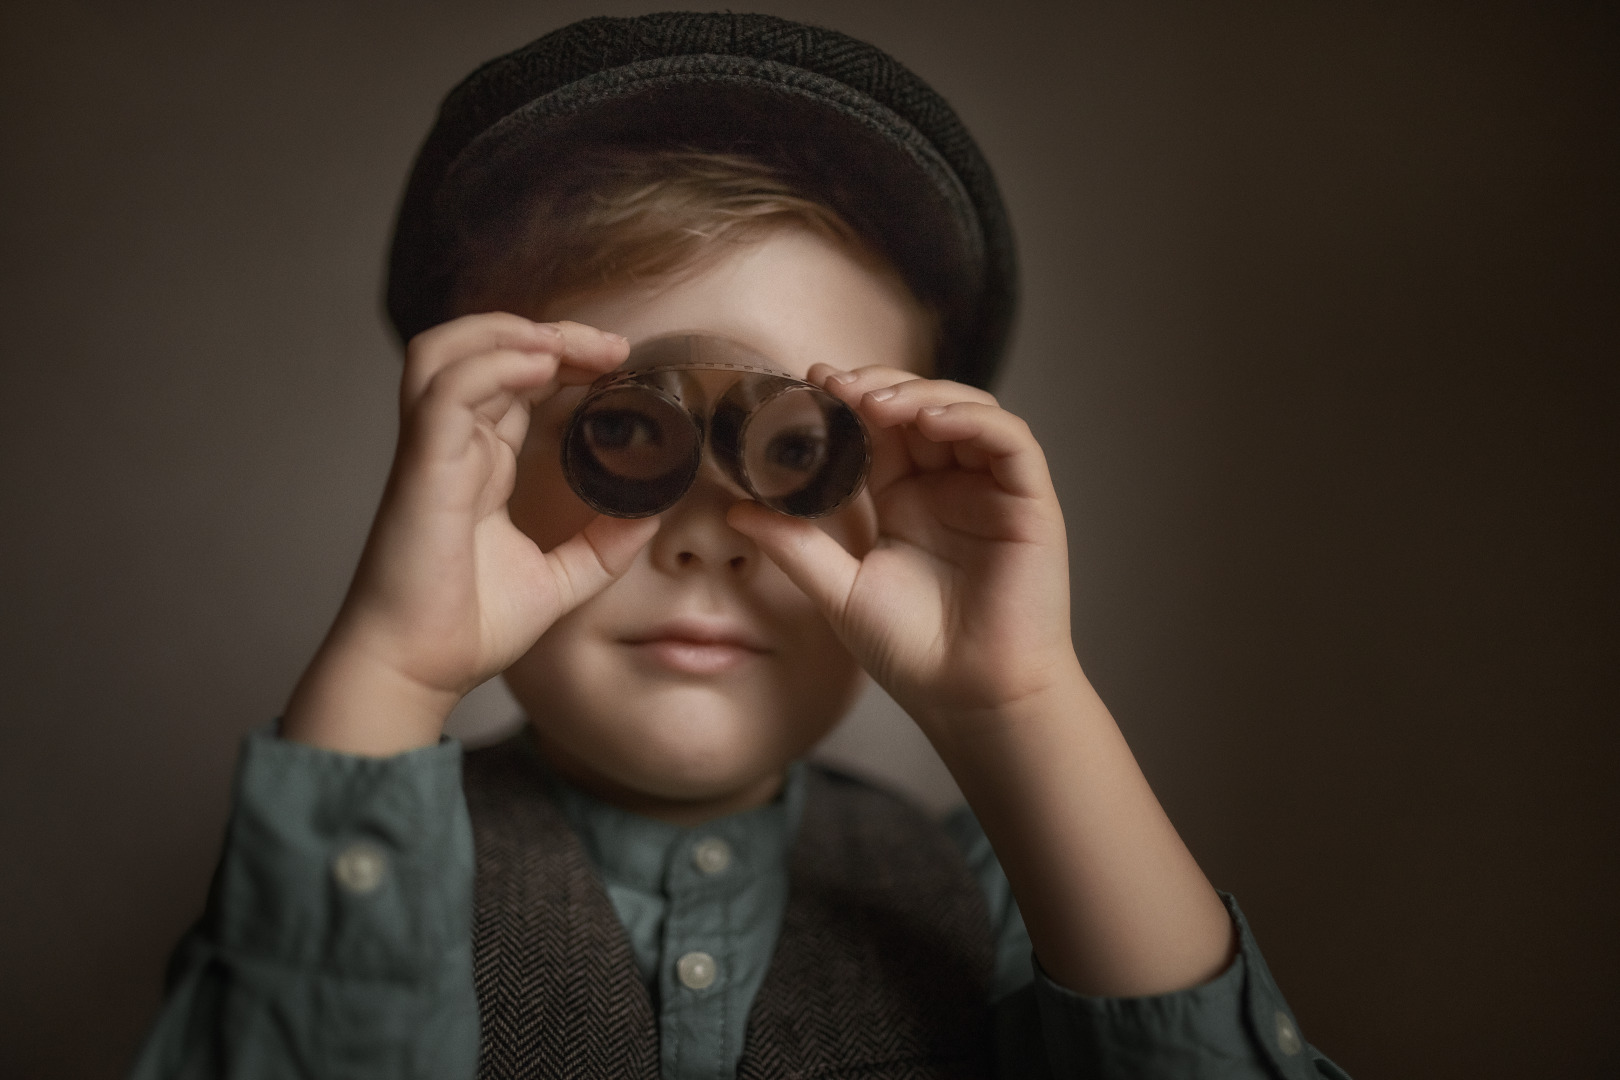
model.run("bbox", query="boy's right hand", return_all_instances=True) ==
[280,313,658,756]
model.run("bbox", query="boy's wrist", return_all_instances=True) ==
[909,653,1095,755]
[281,635,462,757]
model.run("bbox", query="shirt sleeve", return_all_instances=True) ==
[126,726,479,1080]
[942,805,1351,1080]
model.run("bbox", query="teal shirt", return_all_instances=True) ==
[129,729,1349,1079]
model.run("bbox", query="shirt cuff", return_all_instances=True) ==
[1030,893,1331,1079]
[203,724,475,978]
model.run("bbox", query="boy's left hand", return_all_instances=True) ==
[729,366,1080,741]
[734,366,1239,1000]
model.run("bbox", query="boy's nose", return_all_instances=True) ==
[648,467,756,577]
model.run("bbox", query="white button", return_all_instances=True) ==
[1274,1011,1302,1056]
[691,836,733,875]
[332,842,387,894]
[676,951,718,990]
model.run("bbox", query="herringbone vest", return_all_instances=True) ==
[464,737,994,1080]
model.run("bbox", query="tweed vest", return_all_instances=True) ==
[463,738,995,1080]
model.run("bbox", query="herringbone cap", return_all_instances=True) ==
[386,12,1017,388]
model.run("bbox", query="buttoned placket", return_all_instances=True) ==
[536,751,806,1080]
[659,825,750,1080]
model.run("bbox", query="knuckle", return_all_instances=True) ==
[950,382,995,404]
[420,361,455,399]
[417,363,469,413]
[465,308,520,329]
[854,364,913,382]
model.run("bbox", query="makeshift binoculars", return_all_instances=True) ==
[562,335,871,519]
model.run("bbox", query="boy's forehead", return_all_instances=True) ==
[543,229,935,382]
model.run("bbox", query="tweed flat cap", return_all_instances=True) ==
[386,12,1017,388]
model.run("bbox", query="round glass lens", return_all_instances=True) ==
[739,387,868,517]
[563,385,700,517]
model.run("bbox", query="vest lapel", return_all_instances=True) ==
[465,739,659,1080]
[738,768,995,1080]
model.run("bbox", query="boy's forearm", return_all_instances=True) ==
[926,661,1236,998]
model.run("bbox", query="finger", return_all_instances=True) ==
[911,470,1040,540]
[726,501,863,622]
[950,439,991,473]
[810,364,926,408]
[493,391,534,457]
[404,313,564,405]
[410,350,562,459]
[801,370,930,490]
[487,362,582,458]
[901,423,955,474]
[543,514,661,613]
[837,377,1001,488]
[856,407,917,496]
[910,401,1055,499]
[854,378,1000,427]
[836,381,972,492]
[816,367,998,413]
[547,321,633,378]
[404,314,629,406]
[808,362,920,386]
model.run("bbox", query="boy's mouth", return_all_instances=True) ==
[620,618,771,676]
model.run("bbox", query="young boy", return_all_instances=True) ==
[131,13,1346,1080]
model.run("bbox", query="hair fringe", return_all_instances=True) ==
[453,149,873,316]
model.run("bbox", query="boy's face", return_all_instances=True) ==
[501,226,932,820]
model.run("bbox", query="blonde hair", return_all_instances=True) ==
[451,148,927,325]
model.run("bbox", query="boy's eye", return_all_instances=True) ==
[584,409,664,450]
[763,428,827,473]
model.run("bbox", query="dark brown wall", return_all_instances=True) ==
[2,3,1614,1077]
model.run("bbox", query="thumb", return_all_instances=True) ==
[728,501,861,622]
[543,514,660,613]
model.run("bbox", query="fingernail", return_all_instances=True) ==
[921,405,947,417]
[605,331,629,345]
[825,371,855,385]
[866,387,897,402]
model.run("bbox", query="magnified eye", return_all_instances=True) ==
[711,375,868,516]
[764,428,827,473]
[564,385,701,516]
[584,409,663,450]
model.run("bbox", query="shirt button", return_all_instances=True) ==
[332,841,387,894]
[691,836,733,875]
[676,951,719,990]
[1274,1010,1302,1056]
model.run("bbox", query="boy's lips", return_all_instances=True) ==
[619,617,771,676]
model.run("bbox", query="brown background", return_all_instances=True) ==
[2,2,1616,1077]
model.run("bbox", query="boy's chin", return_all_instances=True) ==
[525,691,835,818]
